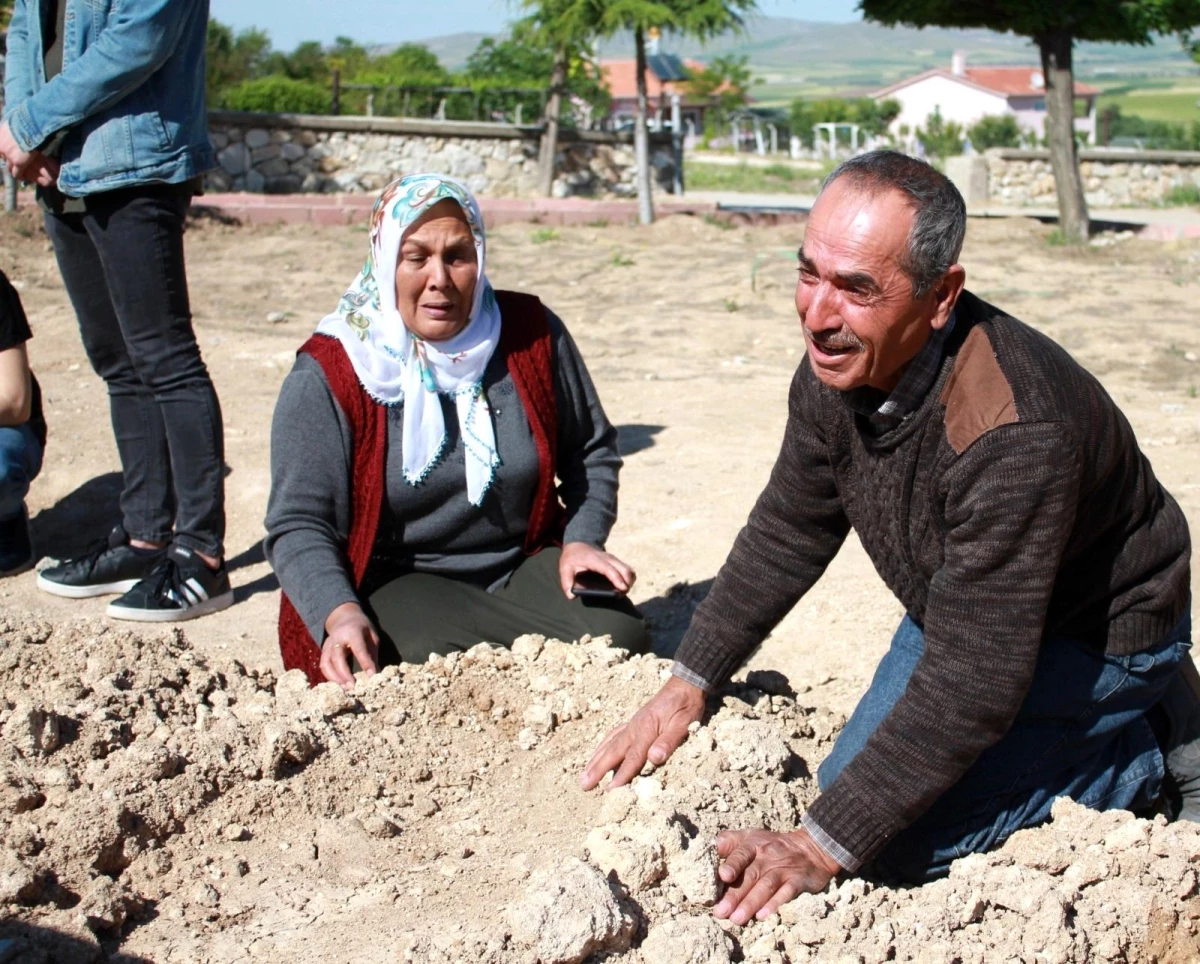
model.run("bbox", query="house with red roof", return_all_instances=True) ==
[599,55,716,135]
[870,53,1099,146]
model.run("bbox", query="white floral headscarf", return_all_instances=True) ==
[316,173,501,506]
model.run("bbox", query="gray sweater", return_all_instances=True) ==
[265,310,621,642]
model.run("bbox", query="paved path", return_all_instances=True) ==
[687,190,1200,240]
[194,190,1200,240]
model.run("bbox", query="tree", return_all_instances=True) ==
[788,97,900,149]
[519,0,613,197]
[380,43,451,82]
[206,20,273,105]
[685,54,753,142]
[860,0,1200,243]
[968,114,1022,150]
[266,41,330,84]
[916,107,963,159]
[593,0,758,224]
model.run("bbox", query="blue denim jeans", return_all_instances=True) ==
[818,610,1191,882]
[0,422,42,521]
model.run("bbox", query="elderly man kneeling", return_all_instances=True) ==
[582,151,1198,921]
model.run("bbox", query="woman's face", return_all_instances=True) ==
[395,199,479,342]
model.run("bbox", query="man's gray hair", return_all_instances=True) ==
[821,151,966,299]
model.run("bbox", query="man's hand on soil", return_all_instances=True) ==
[321,602,379,690]
[580,675,706,790]
[713,827,842,924]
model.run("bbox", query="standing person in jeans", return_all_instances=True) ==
[0,270,45,577]
[0,0,231,621]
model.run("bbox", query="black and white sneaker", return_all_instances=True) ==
[106,544,233,622]
[37,525,167,598]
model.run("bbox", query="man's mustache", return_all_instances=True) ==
[808,328,866,352]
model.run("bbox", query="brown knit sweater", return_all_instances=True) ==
[672,290,1191,867]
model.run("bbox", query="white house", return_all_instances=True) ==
[870,53,1098,147]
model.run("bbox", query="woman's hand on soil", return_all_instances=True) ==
[580,676,706,791]
[558,541,635,598]
[321,603,379,690]
[712,828,842,925]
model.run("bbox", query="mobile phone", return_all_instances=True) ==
[571,571,621,598]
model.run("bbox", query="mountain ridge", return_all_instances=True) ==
[408,16,1197,96]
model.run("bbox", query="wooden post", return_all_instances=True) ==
[634,26,654,225]
[537,44,568,197]
[331,69,341,117]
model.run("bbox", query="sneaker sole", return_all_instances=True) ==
[106,589,235,623]
[37,574,141,599]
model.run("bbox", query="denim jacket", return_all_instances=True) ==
[2,0,215,196]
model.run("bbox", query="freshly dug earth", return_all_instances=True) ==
[1,205,1198,962]
[2,616,1199,963]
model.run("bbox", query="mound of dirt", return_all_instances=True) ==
[1,615,1198,963]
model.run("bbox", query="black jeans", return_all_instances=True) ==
[44,186,225,557]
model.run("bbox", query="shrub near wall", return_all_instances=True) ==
[221,78,331,115]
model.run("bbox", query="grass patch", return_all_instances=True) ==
[701,212,735,230]
[1162,184,1200,207]
[1098,86,1200,125]
[530,227,560,244]
[609,250,635,267]
[686,161,823,195]
[1045,229,1070,247]
[723,298,739,312]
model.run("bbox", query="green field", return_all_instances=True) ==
[685,161,830,194]
[1096,84,1200,124]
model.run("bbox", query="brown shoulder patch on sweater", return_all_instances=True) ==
[938,325,1018,454]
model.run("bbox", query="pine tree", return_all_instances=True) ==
[860,0,1200,243]
[522,0,608,197]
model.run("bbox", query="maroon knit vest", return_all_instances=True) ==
[277,290,566,685]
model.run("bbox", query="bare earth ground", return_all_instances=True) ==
[1,209,1199,962]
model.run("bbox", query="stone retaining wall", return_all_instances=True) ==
[985,149,1200,207]
[205,112,677,199]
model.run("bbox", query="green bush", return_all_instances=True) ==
[968,114,1022,150]
[221,75,329,114]
[1162,184,1200,207]
[917,108,964,160]
[1100,106,1200,151]
[789,97,900,149]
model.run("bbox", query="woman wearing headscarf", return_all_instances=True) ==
[265,174,647,687]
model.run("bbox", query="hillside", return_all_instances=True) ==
[421,16,1198,103]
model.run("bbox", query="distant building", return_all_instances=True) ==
[870,52,1098,147]
[599,54,712,135]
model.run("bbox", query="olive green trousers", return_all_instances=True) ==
[368,547,648,665]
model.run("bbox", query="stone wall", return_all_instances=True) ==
[984,149,1200,207]
[205,111,677,199]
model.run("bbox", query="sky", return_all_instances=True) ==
[208,0,862,52]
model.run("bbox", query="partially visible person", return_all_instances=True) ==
[1,0,230,621]
[0,270,45,577]
[266,173,648,689]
